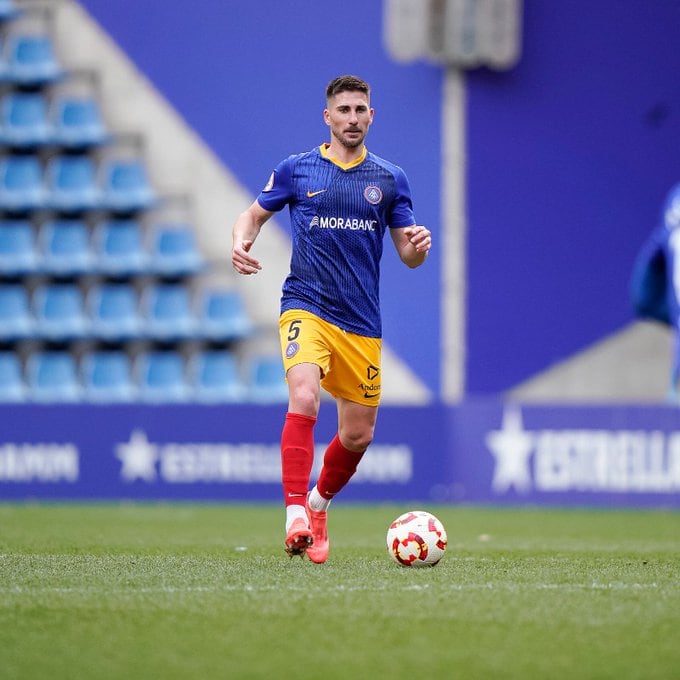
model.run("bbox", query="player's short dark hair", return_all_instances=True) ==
[326,75,371,101]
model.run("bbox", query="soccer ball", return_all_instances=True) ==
[386,510,447,567]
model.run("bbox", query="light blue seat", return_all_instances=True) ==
[0,1,21,23]
[27,351,81,402]
[136,351,190,403]
[39,220,95,276]
[198,289,253,342]
[82,351,137,403]
[88,284,143,341]
[0,92,53,148]
[0,351,26,402]
[46,155,102,213]
[0,155,46,213]
[150,224,204,277]
[190,350,246,403]
[51,96,110,149]
[93,220,149,276]
[249,355,289,403]
[33,283,89,341]
[6,34,66,87]
[143,284,197,341]
[0,221,39,275]
[0,285,35,340]
[102,159,157,214]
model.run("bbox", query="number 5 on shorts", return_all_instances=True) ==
[287,319,302,341]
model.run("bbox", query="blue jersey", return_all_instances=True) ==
[257,144,416,337]
[631,183,680,327]
[631,182,680,394]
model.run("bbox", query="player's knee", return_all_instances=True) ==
[342,427,373,453]
[288,383,320,415]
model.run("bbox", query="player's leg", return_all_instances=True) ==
[306,330,381,563]
[318,398,377,498]
[314,328,381,496]
[306,400,377,563]
[279,311,329,557]
[281,364,321,557]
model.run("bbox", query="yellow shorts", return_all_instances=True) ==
[279,309,382,407]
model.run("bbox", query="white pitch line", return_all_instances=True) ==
[0,581,673,596]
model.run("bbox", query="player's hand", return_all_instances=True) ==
[404,226,431,254]
[231,239,262,275]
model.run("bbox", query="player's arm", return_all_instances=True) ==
[231,200,275,275]
[390,224,432,269]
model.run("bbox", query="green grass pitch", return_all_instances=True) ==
[1,503,678,679]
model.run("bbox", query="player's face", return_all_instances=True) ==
[324,91,373,149]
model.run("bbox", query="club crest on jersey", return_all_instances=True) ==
[285,341,299,358]
[364,185,382,205]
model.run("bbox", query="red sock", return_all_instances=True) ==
[281,412,317,506]
[316,434,364,500]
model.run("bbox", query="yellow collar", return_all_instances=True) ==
[319,143,366,170]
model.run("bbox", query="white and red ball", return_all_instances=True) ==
[386,510,447,567]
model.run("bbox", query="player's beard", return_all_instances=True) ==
[333,127,365,149]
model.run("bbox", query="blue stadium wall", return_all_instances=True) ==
[466,1,680,392]
[78,0,680,395]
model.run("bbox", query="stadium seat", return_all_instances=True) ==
[0,92,53,148]
[0,1,21,23]
[88,284,143,341]
[149,223,204,277]
[189,350,246,403]
[0,351,26,402]
[33,283,89,341]
[51,96,111,150]
[101,159,157,214]
[0,155,46,213]
[46,155,102,213]
[93,220,150,276]
[81,351,136,402]
[27,351,81,402]
[136,351,190,402]
[39,220,95,276]
[248,355,289,403]
[0,220,39,276]
[5,34,66,87]
[0,285,34,341]
[198,289,253,342]
[142,284,197,341]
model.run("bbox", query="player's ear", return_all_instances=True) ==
[323,109,330,125]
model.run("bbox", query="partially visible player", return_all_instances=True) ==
[631,182,680,401]
[231,75,431,561]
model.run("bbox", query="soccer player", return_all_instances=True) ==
[631,182,680,402]
[231,75,431,562]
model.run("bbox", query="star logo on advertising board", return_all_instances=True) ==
[115,429,158,482]
[485,406,535,493]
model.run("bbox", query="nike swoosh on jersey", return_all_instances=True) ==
[363,392,380,399]
[306,189,327,197]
